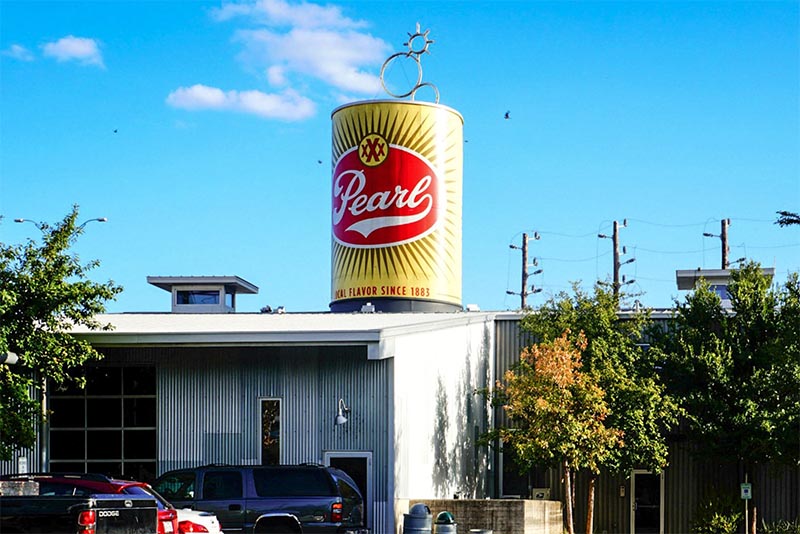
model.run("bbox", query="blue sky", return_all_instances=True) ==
[1,0,798,313]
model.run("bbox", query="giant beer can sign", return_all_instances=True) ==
[330,100,463,312]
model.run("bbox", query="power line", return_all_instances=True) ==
[536,252,612,262]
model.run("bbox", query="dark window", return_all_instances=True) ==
[49,366,156,479]
[203,471,242,500]
[87,398,122,427]
[176,290,219,305]
[124,367,156,395]
[53,380,85,396]
[261,399,281,465]
[86,368,121,396]
[253,468,336,497]
[124,398,156,426]
[124,429,157,458]
[50,430,85,459]
[48,461,86,473]
[124,462,158,485]
[88,430,122,458]
[154,471,195,501]
[86,462,123,479]
[50,398,85,427]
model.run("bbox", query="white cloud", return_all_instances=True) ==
[166,84,315,121]
[41,35,104,67]
[267,65,287,86]
[2,44,35,61]
[170,1,390,121]
[236,27,388,94]
[212,0,367,29]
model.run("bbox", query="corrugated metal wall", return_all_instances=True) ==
[0,438,42,475]
[493,317,534,432]
[99,345,394,533]
[0,384,45,476]
[494,316,800,533]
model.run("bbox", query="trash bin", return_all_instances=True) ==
[434,511,457,534]
[403,503,432,534]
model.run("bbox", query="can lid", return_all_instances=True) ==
[436,511,456,524]
[408,503,431,517]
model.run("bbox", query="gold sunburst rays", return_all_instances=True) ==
[330,101,463,306]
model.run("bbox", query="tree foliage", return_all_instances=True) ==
[650,262,800,466]
[503,284,679,534]
[496,331,622,473]
[776,210,800,227]
[520,284,680,474]
[0,206,122,460]
[492,330,620,534]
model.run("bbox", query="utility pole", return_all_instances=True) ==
[598,220,635,298]
[704,219,731,269]
[508,232,542,309]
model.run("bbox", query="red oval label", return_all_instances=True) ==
[332,143,440,248]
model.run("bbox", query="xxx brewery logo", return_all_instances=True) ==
[332,133,441,248]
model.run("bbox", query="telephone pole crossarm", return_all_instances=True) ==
[508,232,542,309]
[598,219,635,298]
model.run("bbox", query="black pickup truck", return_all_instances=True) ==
[0,480,159,533]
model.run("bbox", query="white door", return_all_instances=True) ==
[631,470,663,534]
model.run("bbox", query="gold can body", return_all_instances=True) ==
[330,100,463,312]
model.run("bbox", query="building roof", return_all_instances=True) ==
[146,275,259,294]
[675,268,775,290]
[70,311,497,360]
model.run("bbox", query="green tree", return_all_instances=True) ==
[519,284,680,534]
[0,206,122,460]
[493,331,621,534]
[651,262,800,468]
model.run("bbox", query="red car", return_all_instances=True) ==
[1,473,179,534]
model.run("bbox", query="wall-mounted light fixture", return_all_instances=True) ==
[335,398,350,426]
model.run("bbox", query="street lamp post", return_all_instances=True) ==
[15,217,107,231]
[77,217,108,230]
[13,218,44,230]
[11,213,106,473]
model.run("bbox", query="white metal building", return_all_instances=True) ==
[10,273,498,534]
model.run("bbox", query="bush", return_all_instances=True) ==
[762,518,800,534]
[690,492,742,534]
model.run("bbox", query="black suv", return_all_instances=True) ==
[153,464,366,534]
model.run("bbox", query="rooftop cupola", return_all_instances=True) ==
[676,267,774,308]
[147,276,258,313]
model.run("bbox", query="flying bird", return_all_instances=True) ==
[113,129,118,133]
[504,111,510,120]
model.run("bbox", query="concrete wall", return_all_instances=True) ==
[402,498,563,534]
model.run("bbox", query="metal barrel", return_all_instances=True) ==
[403,503,433,533]
[434,510,457,534]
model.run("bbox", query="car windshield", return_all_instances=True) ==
[123,484,173,511]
